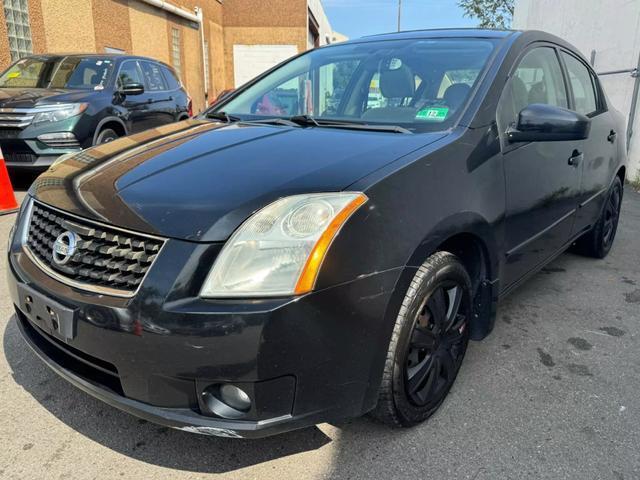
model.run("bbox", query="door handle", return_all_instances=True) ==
[607,130,617,143]
[568,150,583,167]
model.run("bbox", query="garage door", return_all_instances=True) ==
[233,45,299,88]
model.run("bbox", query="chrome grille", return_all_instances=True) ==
[0,108,34,128]
[4,151,37,163]
[25,202,164,296]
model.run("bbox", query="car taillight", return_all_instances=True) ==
[187,97,193,117]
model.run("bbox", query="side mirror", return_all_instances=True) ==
[507,103,591,143]
[120,83,145,96]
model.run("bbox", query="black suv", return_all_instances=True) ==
[0,54,191,169]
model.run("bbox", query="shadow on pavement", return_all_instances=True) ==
[2,316,332,474]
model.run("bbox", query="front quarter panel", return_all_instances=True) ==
[318,126,504,291]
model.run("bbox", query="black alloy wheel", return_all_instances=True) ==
[575,176,623,259]
[602,179,622,250]
[405,282,468,408]
[372,251,472,427]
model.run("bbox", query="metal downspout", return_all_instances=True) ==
[195,7,208,104]
[139,0,206,107]
[626,49,640,151]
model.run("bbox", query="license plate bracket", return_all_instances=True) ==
[16,284,77,341]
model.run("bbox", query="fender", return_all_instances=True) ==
[362,212,502,411]
[390,211,501,343]
[92,116,129,145]
[406,211,500,277]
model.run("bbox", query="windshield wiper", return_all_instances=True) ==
[289,115,412,134]
[290,115,320,127]
[205,111,241,123]
[242,118,300,127]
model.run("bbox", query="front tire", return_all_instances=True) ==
[575,176,623,259]
[372,251,472,427]
[95,128,119,145]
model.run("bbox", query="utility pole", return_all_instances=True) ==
[397,0,402,32]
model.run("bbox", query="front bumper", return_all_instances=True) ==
[15,310,305,438]
[0,118,85,169]
[7,216,403,438]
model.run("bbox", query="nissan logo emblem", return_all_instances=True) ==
[52,231,78,266]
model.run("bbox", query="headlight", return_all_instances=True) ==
[32,103,88,125]
[200,192,368,298]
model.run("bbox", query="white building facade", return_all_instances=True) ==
[513,0,640,181]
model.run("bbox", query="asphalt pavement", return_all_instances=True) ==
[1,172,639,479]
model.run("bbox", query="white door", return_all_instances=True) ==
[233,45,298,88]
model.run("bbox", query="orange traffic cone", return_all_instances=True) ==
[0,147,18,215]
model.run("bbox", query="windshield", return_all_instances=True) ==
[214,38,498,132]
[0,56,115,90]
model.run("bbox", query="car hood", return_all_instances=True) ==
[32,119,446,242]
[0,88,97,108]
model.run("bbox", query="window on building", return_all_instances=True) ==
[171,28,182,80]
[3,0,33,62]
[104,46,125,55]
[561,51,599,116]
[204,40,210,93]
[308,10,319,49]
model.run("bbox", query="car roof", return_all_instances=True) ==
[20,53,172,67]
[351,28,518,43]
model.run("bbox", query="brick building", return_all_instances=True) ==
[0,0,336,112]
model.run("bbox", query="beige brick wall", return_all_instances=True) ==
[0,10,11,70]
[128,1,169,63]
[40,0,96,53]
[182,23,205,111]
[208,19,226,98]
[93,0,132,53]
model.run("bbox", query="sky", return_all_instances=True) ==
[323,0,477,40]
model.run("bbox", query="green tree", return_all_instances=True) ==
[458,0,514,29]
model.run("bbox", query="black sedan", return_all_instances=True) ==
[6,29,625,438]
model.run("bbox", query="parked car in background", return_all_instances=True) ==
[7,29,626,438]
[0,54,191,169]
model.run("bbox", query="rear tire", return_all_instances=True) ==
[574,177,623,259]
[371,251,472,427]
[95,128,119,145]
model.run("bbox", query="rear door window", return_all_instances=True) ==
[161,65,181,90]
[561,52,598,116]
[140,61,168,91]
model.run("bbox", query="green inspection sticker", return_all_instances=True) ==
[416,107,449,122]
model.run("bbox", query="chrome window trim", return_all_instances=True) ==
[115,59,178,93]
[21,199,167,299]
